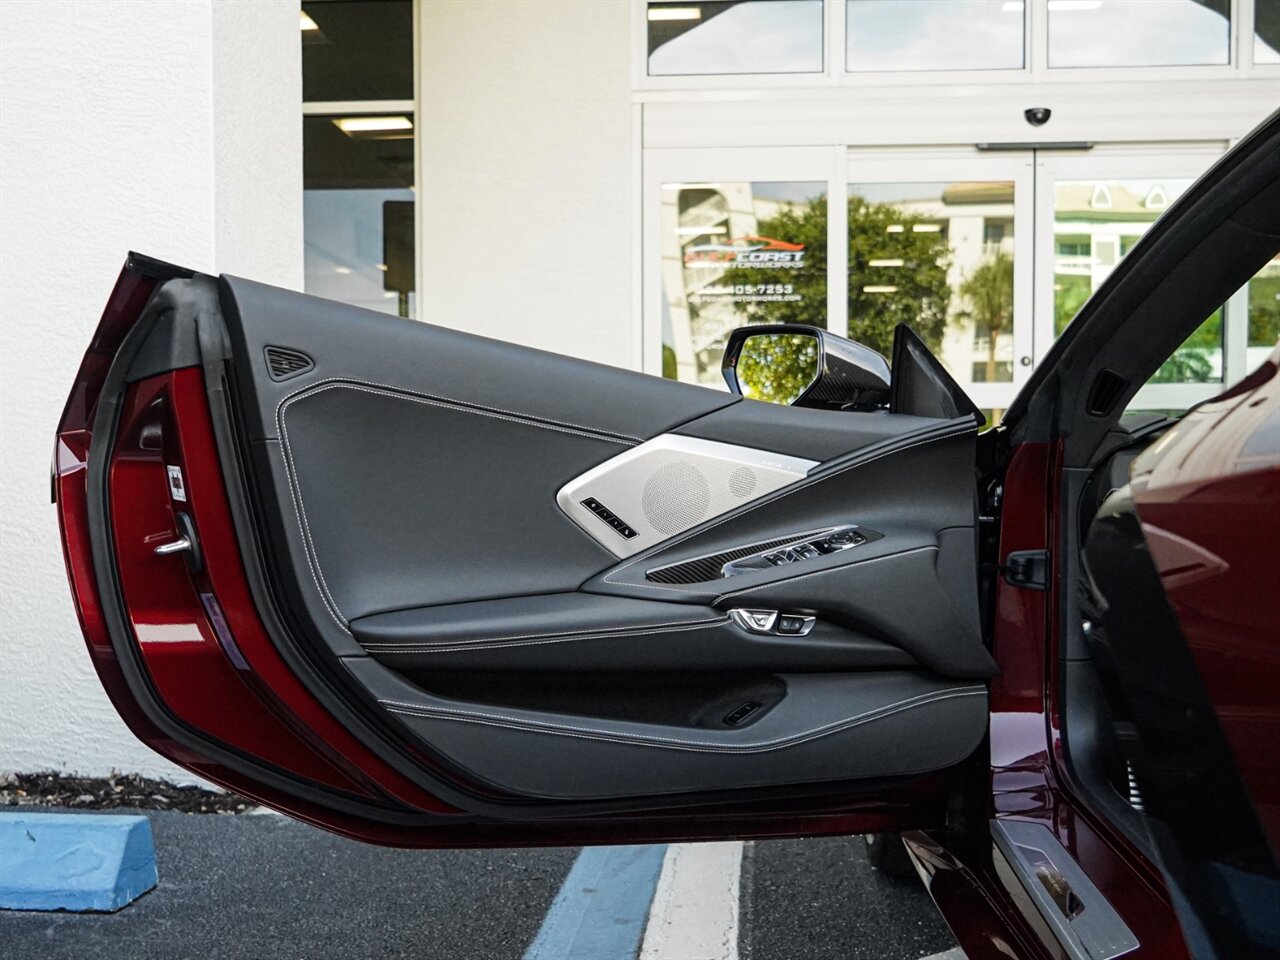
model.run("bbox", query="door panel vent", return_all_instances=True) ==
[646,533,807,584]
[264,346,315,382]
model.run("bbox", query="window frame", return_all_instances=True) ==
[632,0,1279,91]
[300,0,421,320]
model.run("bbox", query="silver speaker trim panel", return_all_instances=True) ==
[556,434,818,558]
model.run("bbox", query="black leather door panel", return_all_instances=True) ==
[584,419,995,677]
[209,275,992,808]
[268,379,622,622]
[345,656,987,800]
[220,276,738,444]
[673,397,944,463]
[350,592,918,672]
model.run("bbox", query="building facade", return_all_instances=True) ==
[2,0,1277,780]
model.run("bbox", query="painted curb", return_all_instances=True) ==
[0,812,158,912]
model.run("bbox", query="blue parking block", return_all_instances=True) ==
[0,812,158,912]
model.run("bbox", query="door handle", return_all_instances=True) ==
[154,536,192,556]
[152,511,203,575]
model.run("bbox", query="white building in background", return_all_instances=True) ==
[1,0,1277,781]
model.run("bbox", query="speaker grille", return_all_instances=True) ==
[265,346,314,382]
[642,460,711,536]
[729,466,757,499]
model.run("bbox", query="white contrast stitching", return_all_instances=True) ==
[600,424,969,595]
[274,379,640,632]
[275,377,642,443]
[712,545,937,604]
[379,687,985,754]
[360,617,729,653]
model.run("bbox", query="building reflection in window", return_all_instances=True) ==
[848,181,1017,388]
[1052,178,1222,383]
[661,182,827,384]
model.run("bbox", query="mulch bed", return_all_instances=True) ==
[0,771,253,814]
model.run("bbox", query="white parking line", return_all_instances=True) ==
[640,841,744,960]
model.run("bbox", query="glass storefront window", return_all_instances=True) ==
[1257,14,1280,64]
[661,182,827,384]
[1246,254,1280,372]
[647,1,824,76]
[846,0,1024,72]
[847,181,1017,386]
[1051,177,1221,382]
[303,115,416,318]
[1048,0,1231,69]
[302,1,414,101]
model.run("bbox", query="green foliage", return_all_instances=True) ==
[1248,274,1280,347]
[735,332,820,405]
[662,343,678,380]
[717,195,954,357]
[957,250,1014,383]
[1150,310,1221,383]
[1054,274,1092,336]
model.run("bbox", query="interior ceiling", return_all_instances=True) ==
[302,0,413,102]
[303,116,414,191]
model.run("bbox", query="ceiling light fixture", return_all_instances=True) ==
[912,224,943,233]
[1000,1,1024,11]
[675,225,728,235]
[332,116,414,136]
[648,6,703,21]
[868,258,904,267]
[886,225,905,233]
[663,182,721,191]
[863,285,899,294]
[300,11,319,31]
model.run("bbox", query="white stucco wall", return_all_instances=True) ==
[418,0,636,368]
[0,0,302,783]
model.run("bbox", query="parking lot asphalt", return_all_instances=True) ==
[0,809,958,960]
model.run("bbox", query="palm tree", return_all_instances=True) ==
[958,250,1014,383]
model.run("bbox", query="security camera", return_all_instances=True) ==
[1024,107,1052,127]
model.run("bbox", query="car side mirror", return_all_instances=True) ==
[722,324,891,411]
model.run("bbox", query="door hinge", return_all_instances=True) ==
[1002,550,1049,590]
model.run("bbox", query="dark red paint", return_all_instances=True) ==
[1129,351,1280,857]
[910,442,1190,960]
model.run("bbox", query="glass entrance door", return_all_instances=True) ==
[1032,148,1231,413]
[845,152,1035,419]
[647,144,1244,420]
[646,147,841,387]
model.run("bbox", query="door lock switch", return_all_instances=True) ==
[777,615,813,635]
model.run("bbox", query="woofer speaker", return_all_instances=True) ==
[641,460,714,535]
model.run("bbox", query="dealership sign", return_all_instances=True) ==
[684,236,806,268]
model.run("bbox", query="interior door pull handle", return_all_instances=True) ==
[154,537,192,556]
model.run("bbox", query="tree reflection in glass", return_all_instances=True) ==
[735,332,820,405]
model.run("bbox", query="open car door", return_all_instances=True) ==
[55,259,995,845]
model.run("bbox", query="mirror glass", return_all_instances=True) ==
[734,331,820,405]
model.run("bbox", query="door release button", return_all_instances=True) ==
[729,609,815,637]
